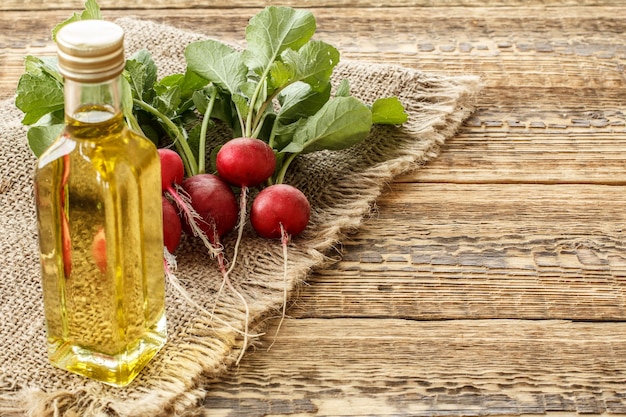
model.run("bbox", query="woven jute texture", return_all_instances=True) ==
[0,17,480,417]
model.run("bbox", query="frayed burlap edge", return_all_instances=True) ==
[0,16,482,417]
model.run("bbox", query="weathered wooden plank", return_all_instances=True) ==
[288,183,626,321]
[5,6,626,49]
[405,128,626,185]
[3,8,626,186]
[2,0,626,11]
[201,318,626,416]
[3,6,626,93]
[4,6,626,51]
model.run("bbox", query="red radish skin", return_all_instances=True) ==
[158,148,185,193]
[250,184,311,240]
[92,226,107,273]
[216,137,276,187]
[162,196,182,254]
[60,154,71,277]
[61,212,72,277]
[181,174,239,245]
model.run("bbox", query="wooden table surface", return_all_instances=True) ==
[3,1,626,416]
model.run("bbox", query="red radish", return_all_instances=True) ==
[162,196,182,254]
[181,174,239,245]
[92,226,107,273]
[61,211,72,278]
[216,137,276,187]
[158,148,185,193]
[60,154,71,278]
[250,184,310,240]
[250,183,311,348]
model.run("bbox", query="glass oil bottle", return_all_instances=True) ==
[34,20,167,387]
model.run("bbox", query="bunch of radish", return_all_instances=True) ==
[157,138,311,265]
[157,139,309,362]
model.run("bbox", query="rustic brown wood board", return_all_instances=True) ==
[2,1,626,416]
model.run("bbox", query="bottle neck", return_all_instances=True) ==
[64,76,122,123]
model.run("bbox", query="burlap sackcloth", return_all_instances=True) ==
[0,17,480,417]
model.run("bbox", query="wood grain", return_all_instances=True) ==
[290,183,626,321]
[3,7,626,185]
[202,318,626,416]
[2,2,626,416]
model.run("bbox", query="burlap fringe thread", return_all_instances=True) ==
[0,17,481,417]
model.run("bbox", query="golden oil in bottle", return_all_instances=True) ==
[34,20,167,387]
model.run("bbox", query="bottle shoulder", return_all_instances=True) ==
[38,122,157,158]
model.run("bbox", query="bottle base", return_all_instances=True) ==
[48,314,167,387]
